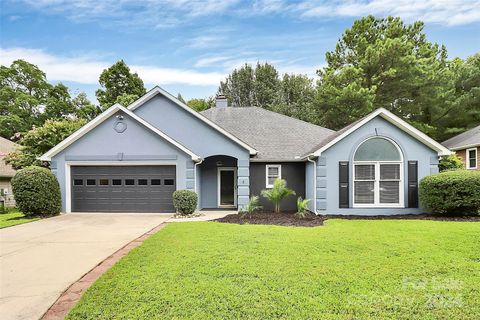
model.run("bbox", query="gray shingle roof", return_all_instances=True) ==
[0,137,18,178]
[442,125,480,150]
[200,107,335,161]
[303,117,364,157]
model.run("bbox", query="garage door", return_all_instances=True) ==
[71,166,176,212]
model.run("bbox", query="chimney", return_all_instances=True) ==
[215,93,228,108]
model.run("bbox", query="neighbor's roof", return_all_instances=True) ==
[442,125,480,150]
[201,107,335,161]
[0,137,18,178]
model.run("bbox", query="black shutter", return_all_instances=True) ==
[339,161,349,208]
[408,161,418,208]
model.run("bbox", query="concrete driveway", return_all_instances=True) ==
[0,213,171,320]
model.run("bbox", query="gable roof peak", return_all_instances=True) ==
[127,86,258,155]
[306,107,451,158]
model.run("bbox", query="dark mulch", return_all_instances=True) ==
[214,211,480,227]
[215,211,326,227]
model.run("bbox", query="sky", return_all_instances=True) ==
[1,0,480,102]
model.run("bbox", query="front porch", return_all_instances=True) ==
[197,155,249,210]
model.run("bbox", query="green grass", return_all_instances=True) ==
[0,209,39,228]
[67,220,480,320]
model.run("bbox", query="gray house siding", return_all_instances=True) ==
[250,162,305,212]
[132,95,251,207]
[315,116,438,215]
[51,111,192,212]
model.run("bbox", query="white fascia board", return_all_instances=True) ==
[449,143,480,151]
[312,108,453,157]
[39,103,201,162]
[127,86,258,155]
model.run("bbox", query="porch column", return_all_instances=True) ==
[237,159,250,210]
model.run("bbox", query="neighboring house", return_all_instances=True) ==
[40,86,451,215]
[442,125,480,170]
[0,137,18,207]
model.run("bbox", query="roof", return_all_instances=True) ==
[442,125,480,150]
[128,86,257,155]
[201,107,335,161]
[40,104,201,162]
[305,108,452,158]
[0,137,18,178]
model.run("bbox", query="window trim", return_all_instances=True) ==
[265,164,282,188]
[352,137,404,208]
[466,147,477,169]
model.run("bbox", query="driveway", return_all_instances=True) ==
[0,213,171,320]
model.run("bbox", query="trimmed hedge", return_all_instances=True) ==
[419,170,480,215]
[172,190,197,215]
[11,166,61,216]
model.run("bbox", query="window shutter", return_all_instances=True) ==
[339,161,349,208]
[408,161,418,208]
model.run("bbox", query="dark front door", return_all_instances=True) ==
[71,166,176,212]
[219,168,235,207]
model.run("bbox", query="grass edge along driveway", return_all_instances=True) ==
[0,209,39,229]
[67,220,480,319]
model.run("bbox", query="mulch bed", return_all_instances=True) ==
[215,211,480,227]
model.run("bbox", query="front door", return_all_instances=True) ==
[218,168,236,207]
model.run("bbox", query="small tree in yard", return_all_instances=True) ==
[11,166,61,216]
[261,178,295,213]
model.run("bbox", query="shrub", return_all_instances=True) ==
[261,178,295,213]
[419,170,480,215]
[295,197,311,218]
[172,190,198,215]
[11,166,61,216]
[439,154,464,172]
[240,195,262,217]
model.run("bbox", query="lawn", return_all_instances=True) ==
[67,220,480,320]
[0,209,39,228]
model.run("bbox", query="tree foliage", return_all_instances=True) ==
[187,97,214,112]
[313,16,480,141]
[0,60,96,139]
[438,154,464,172]
[219,62,317,122]
[5,119,86,169]
[96,60,146,109]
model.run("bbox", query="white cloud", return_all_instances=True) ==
[18,0,240,28]
[299,0,480,26]
[0,47,225,86]
[15,0,480,27]
[194,56,233,68]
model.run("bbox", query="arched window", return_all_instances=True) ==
[353,137,403,207]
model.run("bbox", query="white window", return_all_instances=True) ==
[466,148,477,169]
[353,137,403,207]
[266,164,281,188]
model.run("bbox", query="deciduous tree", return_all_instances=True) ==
[96,60,146,109]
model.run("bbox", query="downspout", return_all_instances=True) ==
[307,155,317,215]
[193,158,203,193]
